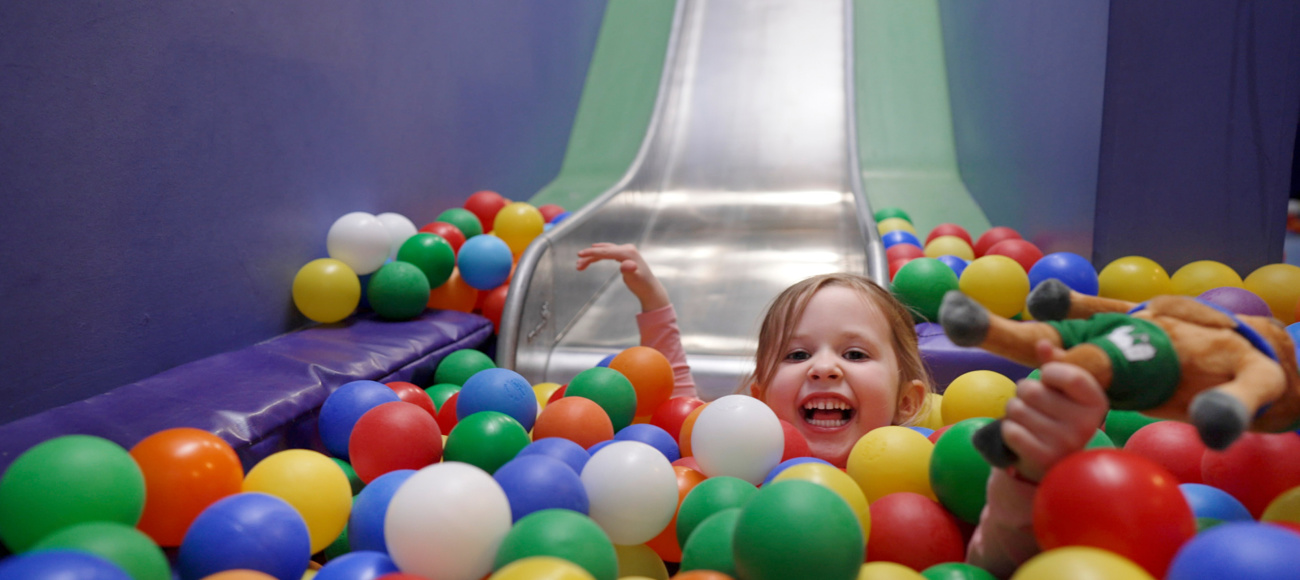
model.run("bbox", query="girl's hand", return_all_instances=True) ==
[1000,340,1110,482]
[576,243,670,312]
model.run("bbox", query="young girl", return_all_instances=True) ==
[578,242,1110,577]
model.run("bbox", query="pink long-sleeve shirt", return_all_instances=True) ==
[635,305,698,399]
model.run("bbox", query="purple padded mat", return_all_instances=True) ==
[0,310,493,472]
[917,322,1033,393]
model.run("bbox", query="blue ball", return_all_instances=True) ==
[615,424,681,462]
[494,455,589,521]
[588,439,616,455]
[908,426,935,438]
[349,469,416,554]
[319,380,402,460]
[935,254,968,279]
[1028,252,1099,295]
[551,211,571,225]
[0,551,132,580]
[596,353,617,368]
[761,457,835,486]
[457,235,513,290]
[518,437,591,474]
[1180,483,1253,522]
[457,368,539,431]
[881,230,922,250]
[315,551,400,580]
[1167,521,1300,580]
[178,492,311,580]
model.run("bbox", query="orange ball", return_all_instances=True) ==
[532,396,615,449]
[678,403,709,457]
[609,346,675,417]
[130,428,244,547]
[200,572,278,580]
[645,465,708,563]
[427,268,478,313]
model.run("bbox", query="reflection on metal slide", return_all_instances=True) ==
[500,0,886,401]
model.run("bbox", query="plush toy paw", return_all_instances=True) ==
[940,291,990,347]
[1027,278,1072,321]
[1189,390,1250,450]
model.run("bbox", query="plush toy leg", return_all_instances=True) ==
[1189,351,1287,449]
[940,291,1065,368]
[1026,279,1137,321]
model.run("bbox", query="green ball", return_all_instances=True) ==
[1104,409,1162,448]
[1026,369,1041,380]
[892,258,961,322]
[1196,517,1226,533]
[322,525,350,561]
[565,367,637,432]
[0,435,145,552]
[676,476,758,549]
[332,458,365,496]
[435,349,496,386]
[874,207,913,223]
[929,417,994,524]
[443,411,530,474]
[1087,429,1115,449]
[921,562,998,580]
[32,521,170,580]
[426,383,461,410]
[733,481,863,580]
[493,509,618,580]
[396,233,455,289]
[437,208,483,238]
[367,261,430,320]
[679,507,741,576]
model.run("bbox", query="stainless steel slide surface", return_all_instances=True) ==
[500,0,886,401]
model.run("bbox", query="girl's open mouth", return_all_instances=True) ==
[800,396,855,429]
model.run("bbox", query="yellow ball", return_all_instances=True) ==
[846,426,935,502]
[1262,485,1300,525]
[959,255,1030,318]
[914,393,944,430]
[877,217,917,235]
[1245,263,1300,324]
[942,370,1017,424]
[533,382,562,410]
[1169,260,1243,296]
[857,562,927,580]
[292,259,361,323]
[242,449,352,554]
[493,202,545,256]
[924,235,975,261]
[1010,546,1155,580]
[773,463,871,541]
[490,556,597,580]
[1098,256,1170,303]
[613,543,669,580]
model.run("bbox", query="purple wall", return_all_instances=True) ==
[0,1,606,424]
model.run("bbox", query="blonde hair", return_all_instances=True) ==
[746,273,933,425]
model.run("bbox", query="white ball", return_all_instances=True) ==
[326,212,391,275]
[384,462,512,580]
[692,394,784,485]
[580,441,678,545]
[376,212,418,261]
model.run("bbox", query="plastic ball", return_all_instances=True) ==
[0,435,145,553]
[327,212,392,275]
[494,202,546,256]
[941,370,1016,424]
[959,255,1031,318]
[650,396,706,443]
[1262,485,1300,524]
[891,258,961,322]
[1244,263,1300,324]
[972,227,1021,257]
[426,383,459,411]
[436,207,483,238]
[877,217,917,235]
[31,521,169,580]
[985,239,1043,273]
[385,462,512,580]
[934,255,968,279]
[680,508,741,577]
[887,243,926,263]
[376,212,418,261]
[1201,431,1300,517]
[925,223,973,246]
[928,418,994,523]
[676,476,759,549]
[566,367,638,432]
[732,481,863,580]
[778,420,812,460]
[920,562,996,580]
[396,233,455,289]
[178,492,311,580]
[481,284,509,332]
[315,551,399,580]
[293,259,362,323]
[464,190,510,233]
[882,230,922,250]
[581,441,678,545]
[319,380,402,460]
[333,458,363,496]
[494,455,588,521]
[1010,546,1154,580]
[130,428,243,547]
[1028,252,1099,295]
[1103,410,1162,448]
[492,556,598,580]
[915,393,945,430]
[645,465,708,563]
[616,424,681,463]
[857,562,927,579]
[610,346,676,417]
[457,235,514,291]
[444,411,531,474]
[457,367,538,432]
[538,204,567,223]
[518,437,591,475]
[1034,449,1195,577]
[1180,483,1252,521]
[533,381,563,409]
[772,462,871,539]
[1122,420,1206,483]
[242,449,352,554]
[385,381,437,417]
[875,208,913,223]
[924,236,975,261]
[200,571,281,580]
[349,402,443,483]
[367,261,430,320]
[1197,286,1272,317]
[419,220,467,254]
[0,550,134,580]
[1166,521,1300,580]
[435,391,461,432]
[1098,256,1171,303]
[1170,260,1244,296]
[691,395,784,485]
[533,396,616,449]
[678,403,708,457]
[762,457,832,486]
[427,268,479,312]
[889,257,916,281]
[348,469,414,554]
[848,426,936,502]
[435,349,496,386]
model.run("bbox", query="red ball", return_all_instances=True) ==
[973,226,1022,257]
[886,244,926,263]
[984,239,1043,273]
[349,402,443,483]
[1034,449,1195,578]
[480,284,509,333]
[1122,420,1205,483]
[889,258,915,280]
[650,396,706,442]
[435,391,460,433]
[779,420,811,461]
[925,223,973,247]
[867,492,966,570]
[385,381,437,419]
[547,384,568,405]
[537,204,567,223]
[463,190,509,233]
[418,221,466,254]
[927,425,952,445]
[1201,431,1300,518]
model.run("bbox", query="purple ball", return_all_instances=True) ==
[1197,287,1272,318]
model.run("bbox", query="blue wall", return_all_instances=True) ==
[0,1,607,424]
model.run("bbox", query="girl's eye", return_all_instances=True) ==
[844,350,868,361]
[785,350,810,362]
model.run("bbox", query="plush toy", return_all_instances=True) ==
[938,279,1300,466]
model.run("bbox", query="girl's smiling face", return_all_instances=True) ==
[761,285,908,467]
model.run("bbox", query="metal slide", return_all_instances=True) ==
[499,0,886,401]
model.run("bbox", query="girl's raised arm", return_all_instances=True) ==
[576,243,671,312]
